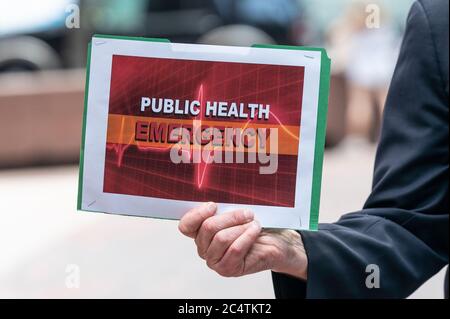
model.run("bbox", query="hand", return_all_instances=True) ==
[178,202,308,279]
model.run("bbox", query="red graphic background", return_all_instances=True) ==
[104,55,304,207]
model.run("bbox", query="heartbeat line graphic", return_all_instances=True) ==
[195,84,208,188]
[106,116,191,168]
[270,110,300,141]
[107,83,299,189]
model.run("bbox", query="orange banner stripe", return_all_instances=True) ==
[106,114,300,155]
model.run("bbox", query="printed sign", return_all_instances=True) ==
[78,35,330,230]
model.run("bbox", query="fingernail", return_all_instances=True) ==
[205,202,217,214]
[251,220,261,230]
[243,209,254,221]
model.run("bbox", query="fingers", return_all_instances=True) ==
[178,202,217,238]
[180,203,263,278]
[195,209,254,258]
[211,220,261,277]
[205,222,253,264]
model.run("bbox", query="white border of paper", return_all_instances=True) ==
[80,36,322,230]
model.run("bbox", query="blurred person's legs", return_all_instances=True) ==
[325,73,348,147]
[371,86,388,141]
[346,85,372,139]
[346,84,388,142]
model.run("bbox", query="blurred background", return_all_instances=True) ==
[0,0,446,298]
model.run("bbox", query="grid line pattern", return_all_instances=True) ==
[104,55,305,207]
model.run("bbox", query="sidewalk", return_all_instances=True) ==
[0,138,445,298]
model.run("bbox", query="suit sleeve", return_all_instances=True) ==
[272,0,449,298]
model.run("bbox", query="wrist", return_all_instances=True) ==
[272,230,308,280]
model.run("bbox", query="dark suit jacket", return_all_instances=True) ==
[272,0,449,298]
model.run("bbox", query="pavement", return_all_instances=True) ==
[0,138,446,298]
